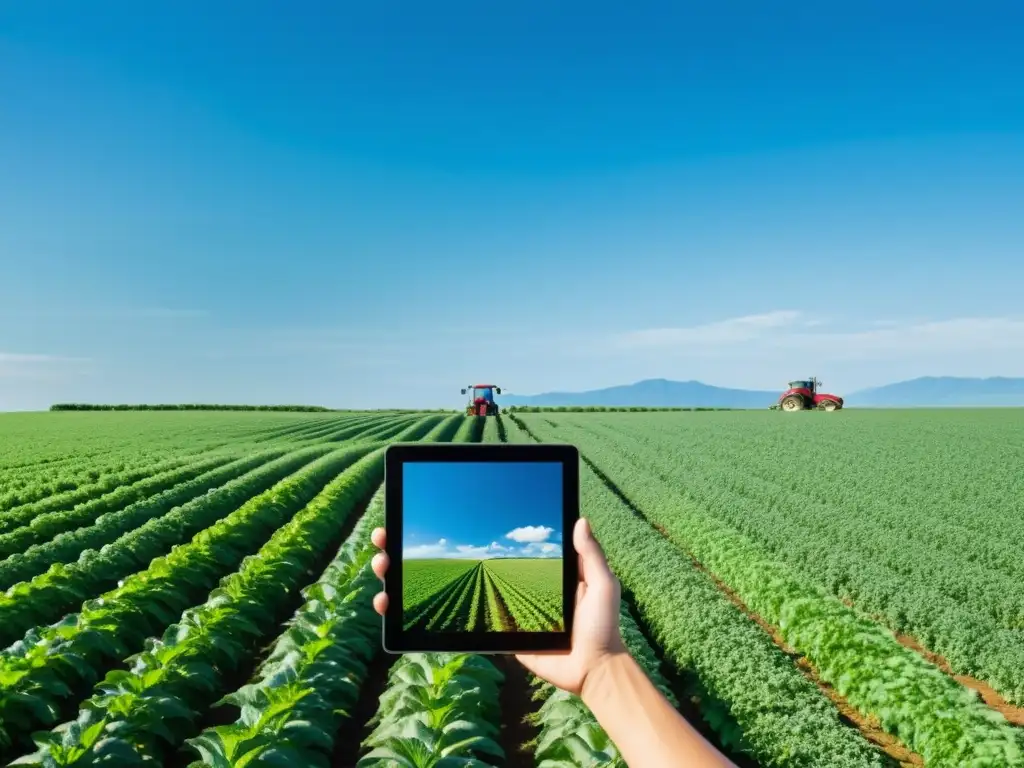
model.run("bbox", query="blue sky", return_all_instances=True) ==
[403,462,562,560]
[2,2,1024,409]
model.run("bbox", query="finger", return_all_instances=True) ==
[371,551,390,580]
[573,518,616,588]
[373,592,389,616]
[371,527,387,549]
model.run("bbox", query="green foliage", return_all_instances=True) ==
[9,450,387,765]
[505,405,736,412]
[359,653,504,768]
[522,412,1024,767]
[49,404,337,412]
[184,492,384,767]
[403,560,562,632]
[527,603,690,767]
[0,446,375,754]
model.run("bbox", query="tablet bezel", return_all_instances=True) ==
[382,442,579,653]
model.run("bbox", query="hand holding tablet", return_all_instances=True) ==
[380,443,581,653]
[370,443,738,766]
[370,515,624,696]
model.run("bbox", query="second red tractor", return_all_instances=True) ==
[776,377,844,411]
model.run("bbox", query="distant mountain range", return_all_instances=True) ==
[499,377,1024,408]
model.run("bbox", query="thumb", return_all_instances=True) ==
[574,517,615,587]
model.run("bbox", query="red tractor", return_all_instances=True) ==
[776,377,844,412]
[461,384,502,416]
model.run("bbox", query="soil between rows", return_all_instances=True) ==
[835,596,1024,728]
[576,446,918,767]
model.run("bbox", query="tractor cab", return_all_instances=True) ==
[461,384,502,416]
[788,380,816,392]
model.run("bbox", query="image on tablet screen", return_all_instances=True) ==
[402,461,563,632]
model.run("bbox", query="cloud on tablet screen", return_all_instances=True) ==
[504,525,554,543]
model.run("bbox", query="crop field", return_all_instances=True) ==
[403,558,562,632]
[0,408,1023,767]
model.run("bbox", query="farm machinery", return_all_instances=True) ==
[461,384,502,416]
[773,377,844,412]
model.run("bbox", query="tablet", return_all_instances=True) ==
[382,443,579,653]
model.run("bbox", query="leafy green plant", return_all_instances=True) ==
[359,653,504,768]
[0,445,375,756]
[184,491,384,767]
[9,449,387,766]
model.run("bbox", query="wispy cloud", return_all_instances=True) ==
[611,310,804,349]
[0,352,92,381]
[0,308,208,320]
[404,526,561,560]
[606,312,1024,357]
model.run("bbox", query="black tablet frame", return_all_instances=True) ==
[382,442,579,653]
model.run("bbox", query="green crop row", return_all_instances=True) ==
[589,415,1024,695]
[506,413,887,767]
[0,453,243,561]
[0,454,202,534]
[0,446,334,649]
[523,415,1023,767]
[0,445,373,756]
[359,653,504,767]
[388,414,452,442]
[185,489,385,767]
[0,452,165,510]
[10,448,388,766]
[528,603,683,766]
[0,450,286,591]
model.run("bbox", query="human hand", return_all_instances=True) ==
[369,517,626,697]
[514,517,626,696]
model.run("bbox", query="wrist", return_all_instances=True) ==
[580,650,632,708]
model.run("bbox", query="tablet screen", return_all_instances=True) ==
[401,461,564,633]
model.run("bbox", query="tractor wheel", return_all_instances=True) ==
[780,395,804,412]
[819,400,838,412]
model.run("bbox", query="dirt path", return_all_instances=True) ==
[651,522,919,766]
[575,446,918,767]
[495,656,540,768]
[332,650,398,768]
[483,567,516,631]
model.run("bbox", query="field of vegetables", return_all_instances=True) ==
[403,558,562,632]
[0,407,1022,767]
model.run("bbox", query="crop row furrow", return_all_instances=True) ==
[484,566,560,631]
[11,449,387,766]
[0,445,374,756]
[522,415,1023,767]
[0,450,287,591]
[0,453,247,563]
[184,488,385,767]
[0,455,204,534]
[0,446,335,650]
[358,652,504,767]
[507,414,888,767]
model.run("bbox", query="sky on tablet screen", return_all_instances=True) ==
[403,461,562,559]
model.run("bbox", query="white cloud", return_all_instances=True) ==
[404,536,560,560]
[505,525,555,543]
[610,310,804,349]
[519,541,561,558]
[404,542,452,559]
[455,544,494,558]
[405,539,521,560]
